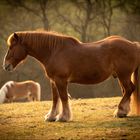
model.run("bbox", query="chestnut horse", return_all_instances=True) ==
[3,31,140,122]
[0,80,41,103]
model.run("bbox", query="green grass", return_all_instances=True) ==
[0,97,140,140]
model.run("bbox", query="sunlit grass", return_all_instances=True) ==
[0,97,140,139]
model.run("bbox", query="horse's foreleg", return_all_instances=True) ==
[114,79,135,117]
[55,79,72,122]
[45,81,60,122]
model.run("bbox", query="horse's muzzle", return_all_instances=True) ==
[3,63,14,72]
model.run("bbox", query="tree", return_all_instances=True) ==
[6,0,54,30]
[56,0,99,42]
[97,0,129,37]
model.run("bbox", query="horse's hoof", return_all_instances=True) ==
[56,119,67,122]
[44,114,56,122]
[114,113,127,118]
[55,114,69,122]
[56,117,67,122]
[113,109,127,118]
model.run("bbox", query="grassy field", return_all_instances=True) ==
[0,97,140,140]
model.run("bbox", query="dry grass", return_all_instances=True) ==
[0,97,140,140]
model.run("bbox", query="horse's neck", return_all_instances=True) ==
[26,42,51,66]
[24,34,79,65]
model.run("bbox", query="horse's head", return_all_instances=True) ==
[3,33,27,72]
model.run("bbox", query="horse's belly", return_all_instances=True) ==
[14,91,28,99]
[69,72,110,84]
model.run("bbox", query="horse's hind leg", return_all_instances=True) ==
[45,81,61,122]
[117,80,130,113]
[114,77,135,117]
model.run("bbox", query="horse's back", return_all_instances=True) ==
[68,36,139,84]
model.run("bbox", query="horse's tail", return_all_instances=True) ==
[130,42,140,115]
[36,82,41,101]
[131,66,140,115]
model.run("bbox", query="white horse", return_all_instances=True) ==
[0,80,41,103]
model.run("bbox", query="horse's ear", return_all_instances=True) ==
[13,33,19,41]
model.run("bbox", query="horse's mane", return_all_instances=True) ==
[11,31,81,49]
